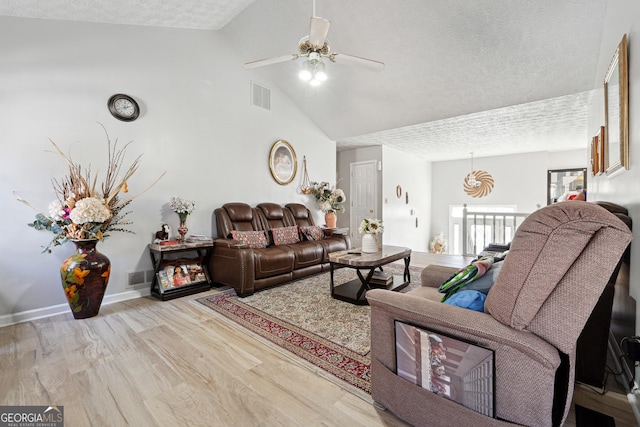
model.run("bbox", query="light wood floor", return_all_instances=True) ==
[2,251,632,426]
[0,288,410,426]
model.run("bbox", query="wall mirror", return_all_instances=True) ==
[547,168,587,205]
[604,34,629,174]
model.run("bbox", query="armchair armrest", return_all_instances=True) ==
[367,289,559,367]
[420,264,459,288]
[367,289,562,426]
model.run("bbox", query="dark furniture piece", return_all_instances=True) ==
[328,245,411,305]
[210,202,350,297]
[368,201,632,427]
[149,241,213,301]
[576,201,633,389]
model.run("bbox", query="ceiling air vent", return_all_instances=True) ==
[251,81,271,110]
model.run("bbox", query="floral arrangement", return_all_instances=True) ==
[430,232,447,254]
[169,197,196,222]
[17,126,164,253]
[359,218,384,234]
[310,181,346,213]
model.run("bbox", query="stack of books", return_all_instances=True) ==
[370,271,393,286]
[186,235,214,244]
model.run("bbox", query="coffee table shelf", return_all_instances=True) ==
[328,245,412,305]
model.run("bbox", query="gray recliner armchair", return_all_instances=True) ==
[367,201,632,426]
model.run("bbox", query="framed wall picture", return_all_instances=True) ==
[269,140,298,185]
[547,168,587,205]
[591,135,600,176]
[604,34,629,174]
[591,126,605,176]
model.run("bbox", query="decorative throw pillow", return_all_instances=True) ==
[229,230,268,248]
[465,261,503,294]
[300,225,326,241]
[443,290,487,312]
[271,226,300,245]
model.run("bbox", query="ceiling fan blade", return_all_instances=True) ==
[329,53,385,72]
[309,17,330,48]
[244,54,299,70]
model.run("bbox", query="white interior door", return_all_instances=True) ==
[350,160,377,247]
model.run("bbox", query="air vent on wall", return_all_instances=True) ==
[251,81,271,110]
[127,271,147,287]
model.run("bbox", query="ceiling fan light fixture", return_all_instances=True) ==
[315,61,327,81]
[309,78,322,87]
[299,60,313,81]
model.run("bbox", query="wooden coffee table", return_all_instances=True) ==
[328,245,412,305]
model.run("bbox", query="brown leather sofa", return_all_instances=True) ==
[210,202,351,296]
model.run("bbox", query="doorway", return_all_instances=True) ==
[350,160,377,248]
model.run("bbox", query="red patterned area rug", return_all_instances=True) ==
[194,264,422,397]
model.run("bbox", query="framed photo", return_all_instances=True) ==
[157,263,207,293]
[604,34,629,174]
[591,126,605,176]
[591,135,599,176]
[597,126,605,173]
[269,140,297,185]
[395,321,495,417]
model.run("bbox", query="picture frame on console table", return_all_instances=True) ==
[269,139,298,185]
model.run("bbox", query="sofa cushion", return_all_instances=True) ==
[282,241,324,269]
[300,225,325,241]
[252,247,295,278]
[229,230,268,248]
[271,226,300,245]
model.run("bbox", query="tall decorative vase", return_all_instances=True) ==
[361,233,379,253]
[325,211,337,228]
[60,239,110,319]
[177,213,189,241]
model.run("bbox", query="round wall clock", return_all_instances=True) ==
[108,94,140,122]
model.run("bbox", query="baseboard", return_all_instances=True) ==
[0,288,151,328]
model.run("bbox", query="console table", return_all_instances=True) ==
[149,241,213,301]
[328,245,411,305]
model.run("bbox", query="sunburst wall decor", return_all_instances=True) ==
[463,170,494,197]
[463,153,494,198]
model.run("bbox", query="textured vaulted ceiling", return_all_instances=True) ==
[0,0,607,161]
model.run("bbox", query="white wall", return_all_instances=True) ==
[430,149,587,251]
[587,2,640,338]
[0,17,336,322]
[382,146,431,252]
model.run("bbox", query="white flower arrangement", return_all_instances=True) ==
[359,218,384,234]
[169,197,196,220]
[69,197,111,225]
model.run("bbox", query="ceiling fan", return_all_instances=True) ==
[243,2,384,85]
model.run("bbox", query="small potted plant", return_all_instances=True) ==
[359,218,384,253]
[310,181,346,228]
